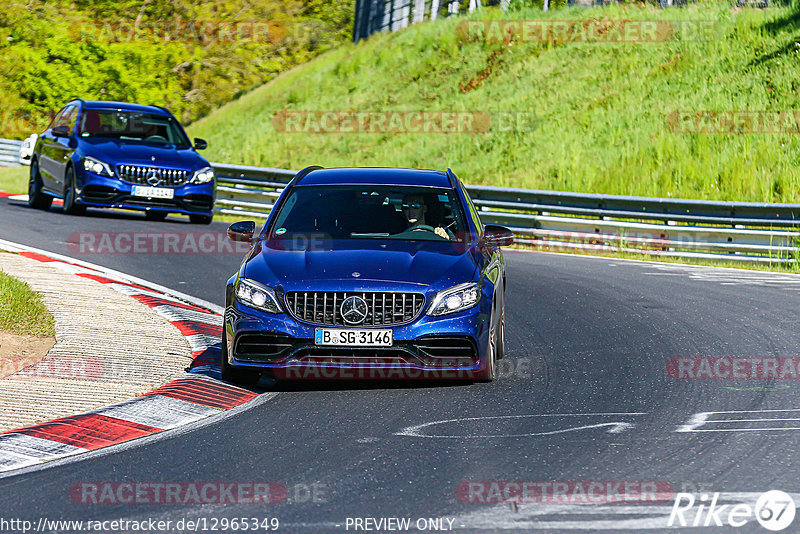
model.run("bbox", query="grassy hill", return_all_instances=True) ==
[188,2,800,203]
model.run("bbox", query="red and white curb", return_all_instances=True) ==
[0,192,58,205]
[0,240,262,476]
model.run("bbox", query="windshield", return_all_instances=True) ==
[268,185,468,242]
[78,109,190,147]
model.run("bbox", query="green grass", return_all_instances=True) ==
[0,266,55,337]
[188,2,800,203]
[0,166,28,195]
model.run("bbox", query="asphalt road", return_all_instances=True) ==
[2,198,800,532]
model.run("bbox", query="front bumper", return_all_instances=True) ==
[76,171,215,215]
[224,297,492,380]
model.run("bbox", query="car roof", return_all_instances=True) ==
[296,167,453,188]
[81,101,171,116]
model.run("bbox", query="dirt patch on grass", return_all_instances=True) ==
[0,331,54,378]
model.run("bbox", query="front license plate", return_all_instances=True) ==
[314,328,392,347]
[132,185,174,199]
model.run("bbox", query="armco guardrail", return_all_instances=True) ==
[211,162,800,264]
[0,139,23,167]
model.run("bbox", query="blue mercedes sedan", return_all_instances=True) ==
[28,99,215,223]
[223,167,514,384]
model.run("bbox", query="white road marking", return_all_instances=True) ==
[453,492,800,530]
[642,263,800,289]
[397,413,645,438]
[676,409,800,432]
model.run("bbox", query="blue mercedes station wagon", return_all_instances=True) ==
[223,167,514,385]
[28,99,215,223]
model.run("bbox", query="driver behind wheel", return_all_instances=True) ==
[401,194,452,240]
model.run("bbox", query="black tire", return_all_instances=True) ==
[221,331,261,387]
[190,213,213,225]
[28,159,52,210]
[478,307,498,382]
[63,166,86,215]
[496,306,505,360]
[145,211,168,221]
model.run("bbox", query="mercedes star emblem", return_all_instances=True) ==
[340,296,368,325]
[146,170,162,186]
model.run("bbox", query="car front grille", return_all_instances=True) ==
[285,291,425,326]
[117,165,190,187]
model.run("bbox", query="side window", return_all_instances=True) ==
[48,107,68,130]
[61,105,78,133]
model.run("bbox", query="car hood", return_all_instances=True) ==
[244,239,480,293]
[80,138,205,170]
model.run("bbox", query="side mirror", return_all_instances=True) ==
[194,138,207,150]
[482,225,515,247]
[52,125,70,138]
[227,221,256,243]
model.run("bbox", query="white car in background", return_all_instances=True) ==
[19,134,37,165]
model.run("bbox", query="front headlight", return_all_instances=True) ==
[83,156,114,177]
[427,282,480,316]
[191,166,215,184]
[235,278,282,314]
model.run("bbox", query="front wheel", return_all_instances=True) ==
[477,309,498,382]
[28,160,52,210]
[190,213,213,225]
[63,166,86,215]
[221,331,262,387]
[496,306,505,360]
